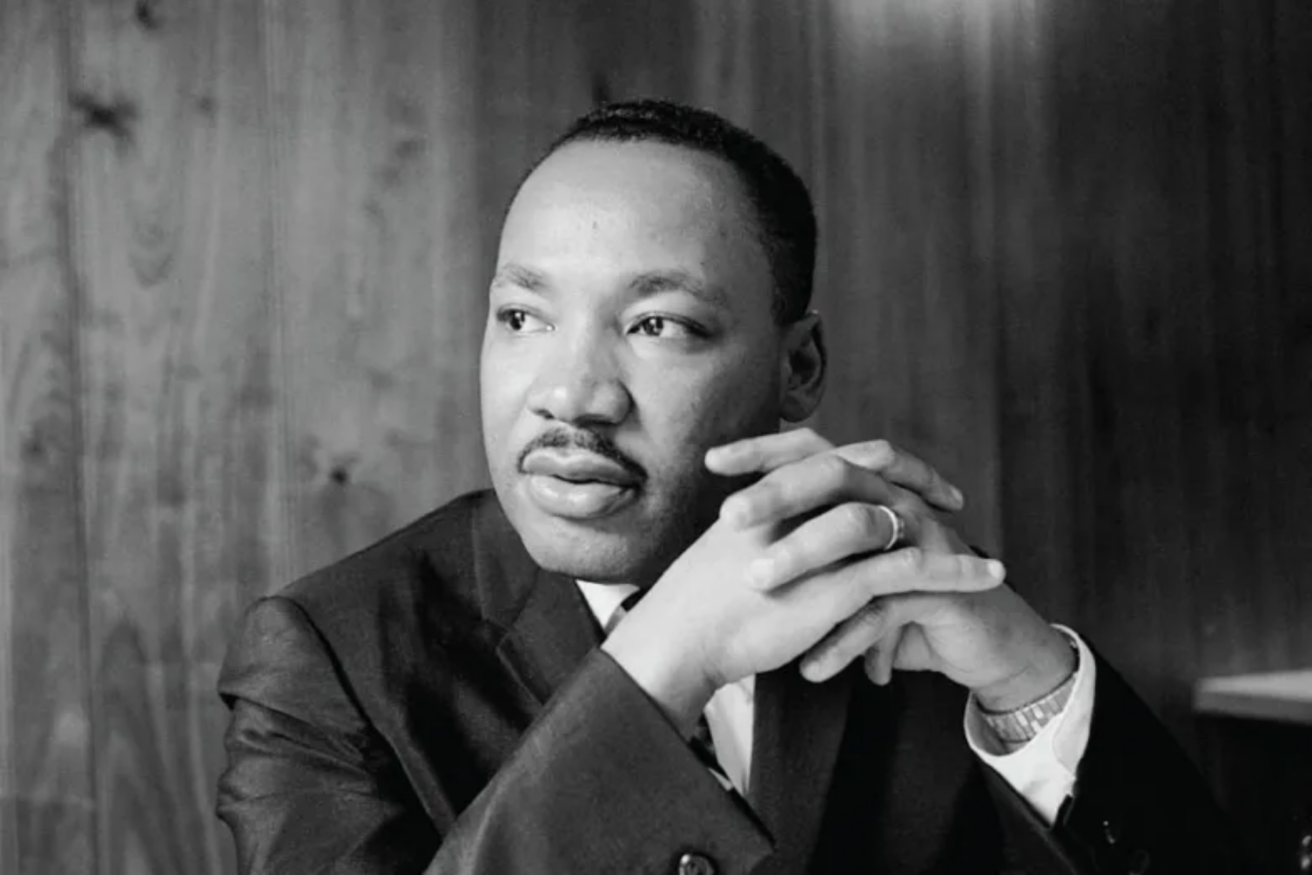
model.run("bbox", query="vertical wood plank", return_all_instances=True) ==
[266,0,489,578]
[1005,0,1218,734]
[68,0,281,871]
[1194,0,1312,679]
[1269,0,1312,674]
[998,0,1312,757]
[691,0,1004,549]
[985,1,1081,625]
[0,0,97,872]
[470,0,703,283]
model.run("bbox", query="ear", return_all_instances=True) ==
[779,310,826,423]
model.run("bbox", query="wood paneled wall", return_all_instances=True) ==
[2,1,1308,872]
[998,0,1312,726]
[2,2,95,871]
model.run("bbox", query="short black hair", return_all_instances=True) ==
[539,99,816,324]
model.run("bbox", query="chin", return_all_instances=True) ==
[499,489,703,584]
[515,519,667,584]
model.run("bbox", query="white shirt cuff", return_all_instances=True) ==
[962,625,1095,825]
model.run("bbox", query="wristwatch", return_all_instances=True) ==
[979,639,1080,748]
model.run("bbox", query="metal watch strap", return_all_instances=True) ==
[979,640,1080,747]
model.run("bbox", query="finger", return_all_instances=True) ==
[866,626,904,686]
[704,428,832,476]
[721,453,905,530]
[799,599,899,682]
[746,501,905,590]
[801,596,930,683]
[831,547,1005,603]
[790,552,1004,681]
[781,549,1004,662]
[832,440,964,512]
[709,432,964,514]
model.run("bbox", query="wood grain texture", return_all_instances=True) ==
[265,0,491,578]
[471,0,697,199]
[68,0,281,872]
[690,0,1005,551]
[996,0,1312,750]
[988,0,1082,628]
[0,0,97,873]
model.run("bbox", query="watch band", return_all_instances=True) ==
[979,640,1080,748]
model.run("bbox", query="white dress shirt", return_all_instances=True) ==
[577,580,1095,824]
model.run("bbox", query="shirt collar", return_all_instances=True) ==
[575,580,640,634]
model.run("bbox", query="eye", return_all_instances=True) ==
[496,307,551,334]
[629,315,704,340]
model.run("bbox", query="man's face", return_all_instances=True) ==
[480,140,789,585]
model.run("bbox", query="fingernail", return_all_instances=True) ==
[986,560,1005,579]
[950,486,965,507]
[800,659,826,682]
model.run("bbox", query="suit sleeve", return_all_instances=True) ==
[980,649,1249,874]
[217,596,771,875]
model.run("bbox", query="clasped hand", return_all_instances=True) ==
[602,429,1075,737]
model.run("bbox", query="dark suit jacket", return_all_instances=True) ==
[217,490,1244,874]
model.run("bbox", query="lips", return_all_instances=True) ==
[522,450,641,486]
[521,450,641,519]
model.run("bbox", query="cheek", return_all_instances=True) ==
[635,353,781,450]
[479,351,534,454]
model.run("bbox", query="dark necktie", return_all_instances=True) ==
[605,588,730,788]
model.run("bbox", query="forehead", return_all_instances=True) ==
[497,140,771,307]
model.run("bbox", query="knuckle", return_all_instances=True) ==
[802,427,834,452]
[817,454,851,486]
[770,537,798,571]
[750,480,782,512]
[954,554,977,579]
[894,498,929,528]
[858,600,888,629]
[839,503,876,541]
[868,439,894,465]
[896,546,924,572]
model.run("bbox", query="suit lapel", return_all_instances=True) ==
[461,494,602,707]
[748,663,854,875]
[494,563,602,705]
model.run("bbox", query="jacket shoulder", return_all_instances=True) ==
[277,489,512,638]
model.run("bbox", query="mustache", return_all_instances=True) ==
[517,428,647,482]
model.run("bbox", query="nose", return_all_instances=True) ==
[526,329,632,427]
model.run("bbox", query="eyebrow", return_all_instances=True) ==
[491,263,729,310]
[490,263,549,292]
[627,269,730,310]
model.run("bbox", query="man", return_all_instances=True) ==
[217,100,1243,873]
